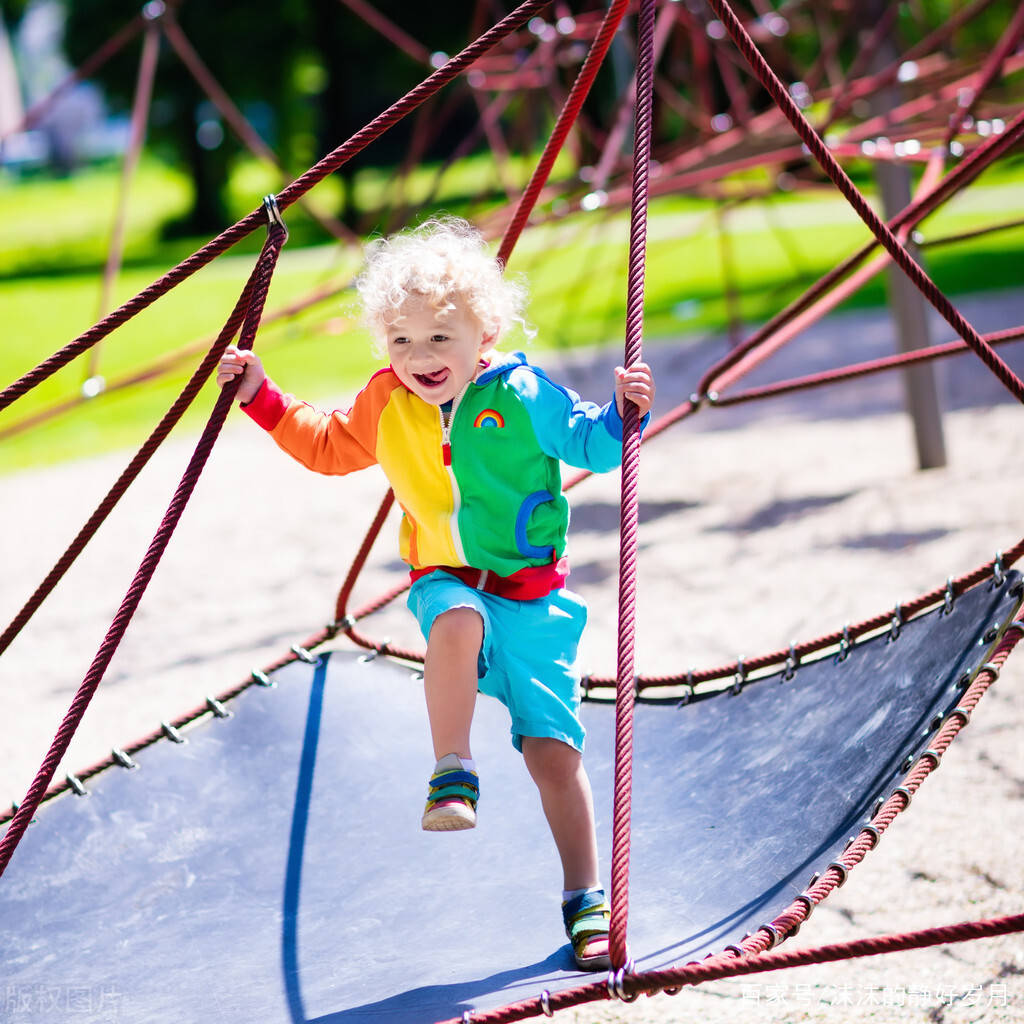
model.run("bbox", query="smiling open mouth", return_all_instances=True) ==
[414,369,449,388]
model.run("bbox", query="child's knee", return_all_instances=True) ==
[522,736,583,787]
[428,606,484,650]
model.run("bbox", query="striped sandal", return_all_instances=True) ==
[562,888,612,971]
[421,754,479,831]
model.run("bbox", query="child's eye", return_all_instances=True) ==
[391,336,409,345]
[431,334,449,343]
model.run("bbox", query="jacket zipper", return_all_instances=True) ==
[441,385,470,564]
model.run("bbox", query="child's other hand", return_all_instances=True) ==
[217,345,266,405]
[614,361,655,418]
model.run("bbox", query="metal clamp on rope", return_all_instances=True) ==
[251,669,275,687]
[66,772,88,797]
[793,893,815,918]
[888,603,903,642]
[943,577,955,614]
[606,960,638,1003]
[334,614,357,633]
[539,990,554,1017]
[161,721,186,744]
[206,695,232,719]
[782,642,798,681]
[677,670,696,707]
[893,785,913,807]
[730,657,746,696]
[263,193,289,243]
[835,624,852,663]
[111,747,137,770]
[826,861,849,887]
[758,923,783,950]
[992,551,1005,587]
[860,824,882,848]
[977,661,1001,681]
[291,643,317,664]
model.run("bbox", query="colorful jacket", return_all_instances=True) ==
[244,350,638,585]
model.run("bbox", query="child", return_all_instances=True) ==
[217,217,655,971]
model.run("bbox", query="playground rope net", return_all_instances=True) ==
[3,0,1024,1018]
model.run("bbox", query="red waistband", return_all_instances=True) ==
[410,558,569,601]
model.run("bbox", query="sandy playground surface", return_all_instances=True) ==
[1,291,1023,1022]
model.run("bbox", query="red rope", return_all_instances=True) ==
[0,12,145,143]
[608,0,657,972]
[0,221,288,880]
[89,22,162,381]
[332,490,396,626]
[0,260,270,657]
[451,912,1024,1022]
[496,0,632,267]
[705,0,1024,407]
[325,0,632,612]
[0,0,554,416]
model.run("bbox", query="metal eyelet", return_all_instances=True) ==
[992,552,1005,587]
[290,644,317,664]
[835,624,852,663]
[861,824,882,848]
[826,861,849,887]
[731,657,746,695]
[888,604,903,642]
[111,748,138,770]
[782,642,798,681]
[161,721,186,744]
[66,773,88,797]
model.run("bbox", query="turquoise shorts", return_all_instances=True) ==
[407,570,588,753]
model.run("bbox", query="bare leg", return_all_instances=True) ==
[521,736,600,890]
[423,607,483,760]
[522,736,607,962]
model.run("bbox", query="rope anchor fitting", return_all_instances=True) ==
[263,194,289,244]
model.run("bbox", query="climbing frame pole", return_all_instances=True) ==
[608,0,657,974]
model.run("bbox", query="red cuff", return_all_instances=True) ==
[241,377,289,430]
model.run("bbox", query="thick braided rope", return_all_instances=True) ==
[332,489,397,627]
[496,0,632,267]
[695,92,1024,401]
[705,0,1024,405]
[450,913,1024,1022]
[0,0,553,415]
[0,223,287,879]
[326,0,631,615]
[0,263,266,658]
[448,619,1024,1023]
[607,0,657,972]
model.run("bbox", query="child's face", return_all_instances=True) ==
[386,294,495,406]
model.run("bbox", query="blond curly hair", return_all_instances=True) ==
[356,216,529,343]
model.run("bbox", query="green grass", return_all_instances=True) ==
[2,154,1023,475]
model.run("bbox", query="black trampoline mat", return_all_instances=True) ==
[1,573,1019,1023]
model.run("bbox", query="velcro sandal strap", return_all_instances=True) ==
[562,889,610,947]
[426,783,478,804]
[427,769,479,792]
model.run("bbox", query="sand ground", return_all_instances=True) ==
[1,293,1023,1022]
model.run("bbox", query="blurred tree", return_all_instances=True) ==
[65,0,310,234]
[58,0,479,235]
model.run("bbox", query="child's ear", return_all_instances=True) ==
[480,325,499,352]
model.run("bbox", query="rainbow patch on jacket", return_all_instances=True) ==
[473,409,505,429]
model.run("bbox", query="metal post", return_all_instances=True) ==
[865,4,947,469]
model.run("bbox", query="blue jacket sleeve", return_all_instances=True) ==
[510,365,648,472]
